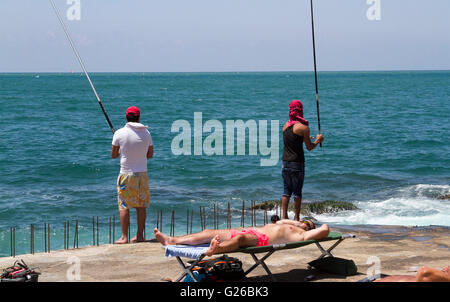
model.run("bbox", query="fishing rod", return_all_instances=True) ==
[309,0,322,147]
[49,0,115,134]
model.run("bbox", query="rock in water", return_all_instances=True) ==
[304,200,359,215]
[251,200,359,217]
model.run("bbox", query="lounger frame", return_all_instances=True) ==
[237,233,355,281]
[174,254,207,282]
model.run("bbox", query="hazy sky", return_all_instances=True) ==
[1,0,449,72]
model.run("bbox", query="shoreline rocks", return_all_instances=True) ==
[251,200,360,217]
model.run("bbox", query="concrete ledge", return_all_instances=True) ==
[1,225,448,282]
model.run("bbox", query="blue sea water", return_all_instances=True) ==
[0,71,449,256]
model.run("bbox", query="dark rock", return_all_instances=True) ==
[251,200,360,216]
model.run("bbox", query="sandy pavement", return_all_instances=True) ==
[0,225,448,282]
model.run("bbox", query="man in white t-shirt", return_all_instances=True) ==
[112,106,153,244]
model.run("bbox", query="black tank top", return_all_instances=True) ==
[282,125,305,163]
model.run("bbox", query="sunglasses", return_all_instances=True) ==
[301,220,314,230]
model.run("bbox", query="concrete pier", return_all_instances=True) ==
[1,225,448,282]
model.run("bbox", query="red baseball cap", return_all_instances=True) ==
[126,106,140,116]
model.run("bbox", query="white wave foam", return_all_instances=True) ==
[316,199,449,227]
[398,184,450,199]
[312,184,450,227]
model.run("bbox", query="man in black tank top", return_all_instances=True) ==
[281,100,324,221]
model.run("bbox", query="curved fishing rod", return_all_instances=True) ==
[309,0,322,147]
[49,0,115,134]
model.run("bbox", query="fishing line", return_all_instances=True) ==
[309,0,322,147]
[49,0,115,133]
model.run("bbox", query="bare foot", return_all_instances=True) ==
[205,235,220,256]
[114,236,128,244]
[130,236,145,243]
[154,228,171,246]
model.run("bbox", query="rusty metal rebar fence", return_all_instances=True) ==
[3,201,278,258]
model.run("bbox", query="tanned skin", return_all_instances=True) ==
[375,266,450,282]
[154,221,329,257]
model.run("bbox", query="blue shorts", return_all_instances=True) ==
[282,161,305,199]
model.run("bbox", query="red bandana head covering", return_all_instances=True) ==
[288,100,309,127]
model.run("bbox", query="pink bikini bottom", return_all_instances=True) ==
[229,228,269,247]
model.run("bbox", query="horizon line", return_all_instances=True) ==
[1,68,449,74]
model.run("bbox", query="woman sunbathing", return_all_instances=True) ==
[154,220,329,256]
[374,266,450,282]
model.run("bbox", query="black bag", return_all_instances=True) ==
[190,255,245,282]
[0,259,40,282]
[308,257,358,276]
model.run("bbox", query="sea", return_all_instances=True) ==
[0,71,449,256]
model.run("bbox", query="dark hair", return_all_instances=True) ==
[302,220,316,230]
[270,215,280,223]
[126,114,140,122]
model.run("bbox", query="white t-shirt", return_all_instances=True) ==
[112,122,153,174]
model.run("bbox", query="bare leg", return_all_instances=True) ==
[154,228,230,246]
[375,266,450,282]
[416,266,450,282]
[293,197,302,221]
[115,209,129,244]
[131,207,146,243]
[205,234,258,256]
[374,276,416,282]
[281,195,290,219]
